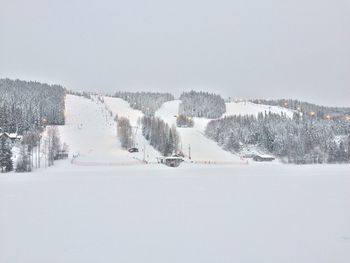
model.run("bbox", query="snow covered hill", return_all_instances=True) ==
[58,97,294,165]
[58,95,150,166]
[2,94,350,263]
[155,100,244,163]
[60,95,294,164]
[155,99,297,163]
[103,96,161,162]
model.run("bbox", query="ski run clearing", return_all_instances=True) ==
[155,100,243,162]
[1,94,350,263]
[224,100,296,118]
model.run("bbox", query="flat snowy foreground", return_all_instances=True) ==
[1,163,350,263]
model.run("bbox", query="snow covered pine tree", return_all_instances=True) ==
[0,135,13,172]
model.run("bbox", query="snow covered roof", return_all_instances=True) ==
[254,154,274,158]
[0,132,10,138]
[8,133,22,139]
[0,132,22,140]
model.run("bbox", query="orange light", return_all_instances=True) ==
[310,112,315,116]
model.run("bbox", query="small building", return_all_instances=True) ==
[242,153,255,159]
[8,133,22,142]
[157,156,184,167]
[0,133,11,145]
[0,132,22,145]
[252,154,275,162]
[55,150,69,160]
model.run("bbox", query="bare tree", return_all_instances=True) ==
[15,144,31,172]
[117,117,133,149]
[22,129,41,170]
[46,126,61,166]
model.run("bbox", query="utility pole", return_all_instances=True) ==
[48,137,51,167]
[143,141,146,162]
[38,136,41,168]
[44,139,47,168]
[188,144,191,160]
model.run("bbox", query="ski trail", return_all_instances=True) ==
[59,95,141,165]
[155,100,244,162]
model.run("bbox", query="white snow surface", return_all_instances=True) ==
[103,96,143,127]
[1,163,350,263]
[224,101,295,118]
[58,95,141,165]
[1,95,350,263]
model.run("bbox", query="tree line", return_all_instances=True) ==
[250,99,350,120]
[141,116,179,156]
[205,111,350,164]
[179,91,226,119]
[66,89,93,100]
[114,91,174,116]
[0,79,66,172]
[0,78,65,133]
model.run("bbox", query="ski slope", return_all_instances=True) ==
[103,97,143,127]
[224,101,295,118]
[155,100,297,162]
[103,96,161,162]
[155,100,243,163]
[58,95,144,165]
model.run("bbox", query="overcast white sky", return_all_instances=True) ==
[0,0,349,106]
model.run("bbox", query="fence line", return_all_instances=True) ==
[71,160,146,167]
[70,157,249,167]
[192,160,249,165]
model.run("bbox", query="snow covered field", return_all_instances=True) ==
[1,163,350,263]
[1,95,350,263]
